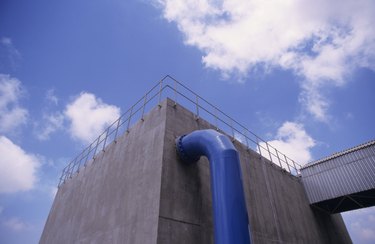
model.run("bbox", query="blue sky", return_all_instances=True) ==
[0,0,374,243]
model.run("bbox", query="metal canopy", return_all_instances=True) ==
[301,140,375,214]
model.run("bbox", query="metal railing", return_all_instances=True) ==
[58,75,302,187]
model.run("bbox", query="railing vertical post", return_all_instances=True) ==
[69,160,75,178]
[174,79,177,107]
[58,176,62,187]
[76,152,84,172]
[92,137,100,160]
[64,165,70,181]
[74,157,81,174]
[84,144,92,167]
[257,137,262,156]
[66,167,69,180]
[59,168,66,186]
[127,106,133,133]
[195,96,199,120]
[292,159,298,174]
[266,142,273,162]
[63,166,68,182]
[68,161,73,178]
[244,129,249,150]
[158,79,163,107]
[141,94,147,121]
[275,149,282,168]
[102,128,109,152]
[230,120,235,141]
[113,118,121,142]
[284,154,291,173]
[215,109,219,130]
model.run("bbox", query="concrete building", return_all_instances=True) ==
[40,97,352,244]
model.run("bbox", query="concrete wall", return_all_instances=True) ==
[40,100,168,244]
[41,98,351,244]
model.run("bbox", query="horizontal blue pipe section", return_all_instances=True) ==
[176,129,251,244]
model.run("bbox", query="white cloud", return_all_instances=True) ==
[65,92,120,143]
[362,228,375,240]
[45,89,58,105]
[33,89,62,140]
[0,136,40,193]
[1,37,12,46]
[299,85,330,122]
[35,91,121,142]
[260,121,315,165]
[343,207,375,244]
[35,112,64,141]
[0,37,21,70]
[3,217,28,231]
[0,74,28,133]
[156,0,375,121]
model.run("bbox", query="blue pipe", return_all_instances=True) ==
[176,129,251,244]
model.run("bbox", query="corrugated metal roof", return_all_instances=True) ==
[300,140,375,212]
[302,140,375,169]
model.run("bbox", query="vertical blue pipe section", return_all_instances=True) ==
[176,129,251,244]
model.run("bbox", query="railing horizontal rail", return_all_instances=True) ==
[58,76,301,187]
[167,83,302,171]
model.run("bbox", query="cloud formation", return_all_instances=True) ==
[0,136,40,193]
[35,112,64,141]
[0,37,21,70]
[65,92,121,143]
[34,89,63,140]
[156,0,375,121]
[0,74,28,133]
[45,89,59,105]
[343,207,375,244]
[260,121,315,165]
[3,217,28,231]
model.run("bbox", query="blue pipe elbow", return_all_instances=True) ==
[176,129,251,244]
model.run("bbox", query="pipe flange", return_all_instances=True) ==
[175,135,200,163]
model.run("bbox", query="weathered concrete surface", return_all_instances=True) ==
[40,99,168,244]
[41,98,351,244]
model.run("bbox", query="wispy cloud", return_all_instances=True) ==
[155,0,375,121]
[0,74,28,134]
[0,136,40,193]
[3,217,29,231]
[343,207,375,244]
[259,121,315,165]
[35,112,64,141]
[65,92,121,143]
[45,89,59,105]
[34,89,62,140]
[0,37,21,70]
